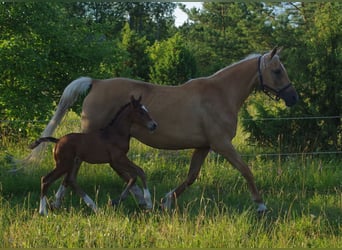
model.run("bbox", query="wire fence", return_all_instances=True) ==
[240,115,342,158]
[1,115,341,124]
[1,115,341,158]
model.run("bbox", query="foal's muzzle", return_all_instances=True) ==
[147,121,158,132]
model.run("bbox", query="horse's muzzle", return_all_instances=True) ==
[279,86,299,107]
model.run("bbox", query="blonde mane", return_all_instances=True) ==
[212,53,261,77]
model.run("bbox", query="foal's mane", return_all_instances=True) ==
[104,101,131,129]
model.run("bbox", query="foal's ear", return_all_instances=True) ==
[130,95,142,106]
[137,95,142,103]
[130,95,135,102]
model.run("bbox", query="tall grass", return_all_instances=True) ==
[0,114,341,247]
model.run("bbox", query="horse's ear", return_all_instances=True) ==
[277,46,283,54]
[270,46,278,59]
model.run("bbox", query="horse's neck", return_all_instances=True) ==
[213,57,259,111]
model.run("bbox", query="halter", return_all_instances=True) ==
[257,56,292,101]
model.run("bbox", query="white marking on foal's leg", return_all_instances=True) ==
[162,189,176,210]
[39,196,48,216]
[129,184,146,206]
[143,188,152,209]
[83,194,97,213]
[52,184,66,209]
[257,203,267,213]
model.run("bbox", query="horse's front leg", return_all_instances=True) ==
[211,140,267,213]
[161,148,210,210]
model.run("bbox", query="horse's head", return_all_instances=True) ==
[130,95,157,132]
[258,47,299,107]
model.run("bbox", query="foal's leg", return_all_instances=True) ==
[211,140,266,212]
[66,160,97,213]
[51,160,81,210]
[129,184,146,206]
[110,156,152,209]
[50,183,67,210]
[129,162,152,209]
[161,148,210,210]
[112,175,136,205]
[40,167,66,215]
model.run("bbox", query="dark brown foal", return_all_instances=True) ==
[30,96,157,215]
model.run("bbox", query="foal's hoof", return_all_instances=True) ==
[256,203,268,216]
[109,199,121,207]
[138,203,153,211]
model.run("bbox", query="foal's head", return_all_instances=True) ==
[127,96,157,132]
[258,47,299,107]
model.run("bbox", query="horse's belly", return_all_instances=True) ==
[131,126,207,150]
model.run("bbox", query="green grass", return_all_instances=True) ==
[0,117,341,247]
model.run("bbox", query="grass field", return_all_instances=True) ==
[0,116,341,247]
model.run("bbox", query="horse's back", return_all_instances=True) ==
[82,78,183,132]
[81,77,212,149]
[81,78,148,132]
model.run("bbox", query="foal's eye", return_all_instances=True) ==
[272,69,282,75]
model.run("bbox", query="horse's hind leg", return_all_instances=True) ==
[211,140,266,213]
[161,148,209,210]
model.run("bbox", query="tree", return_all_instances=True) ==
[119,23,150,80]
[148,33,196,85]
[0,2,126,139]
[241,2,342,151]
[122,2,177,41]
[178,2,273,77]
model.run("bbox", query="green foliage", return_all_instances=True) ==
[148,33,196,85]
[0,2,125,140]
[122,2,176,41]
[179,2,273,76]
[0,2,341,154]
[119,23,150,80]
[240,2,342,152]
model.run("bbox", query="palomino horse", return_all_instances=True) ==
[29,96,157,215]
[28,47,298,212]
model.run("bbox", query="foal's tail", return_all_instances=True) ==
[29,137,59,149]
[11,77,92,171]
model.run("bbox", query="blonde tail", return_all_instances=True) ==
[11,77,93,170]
